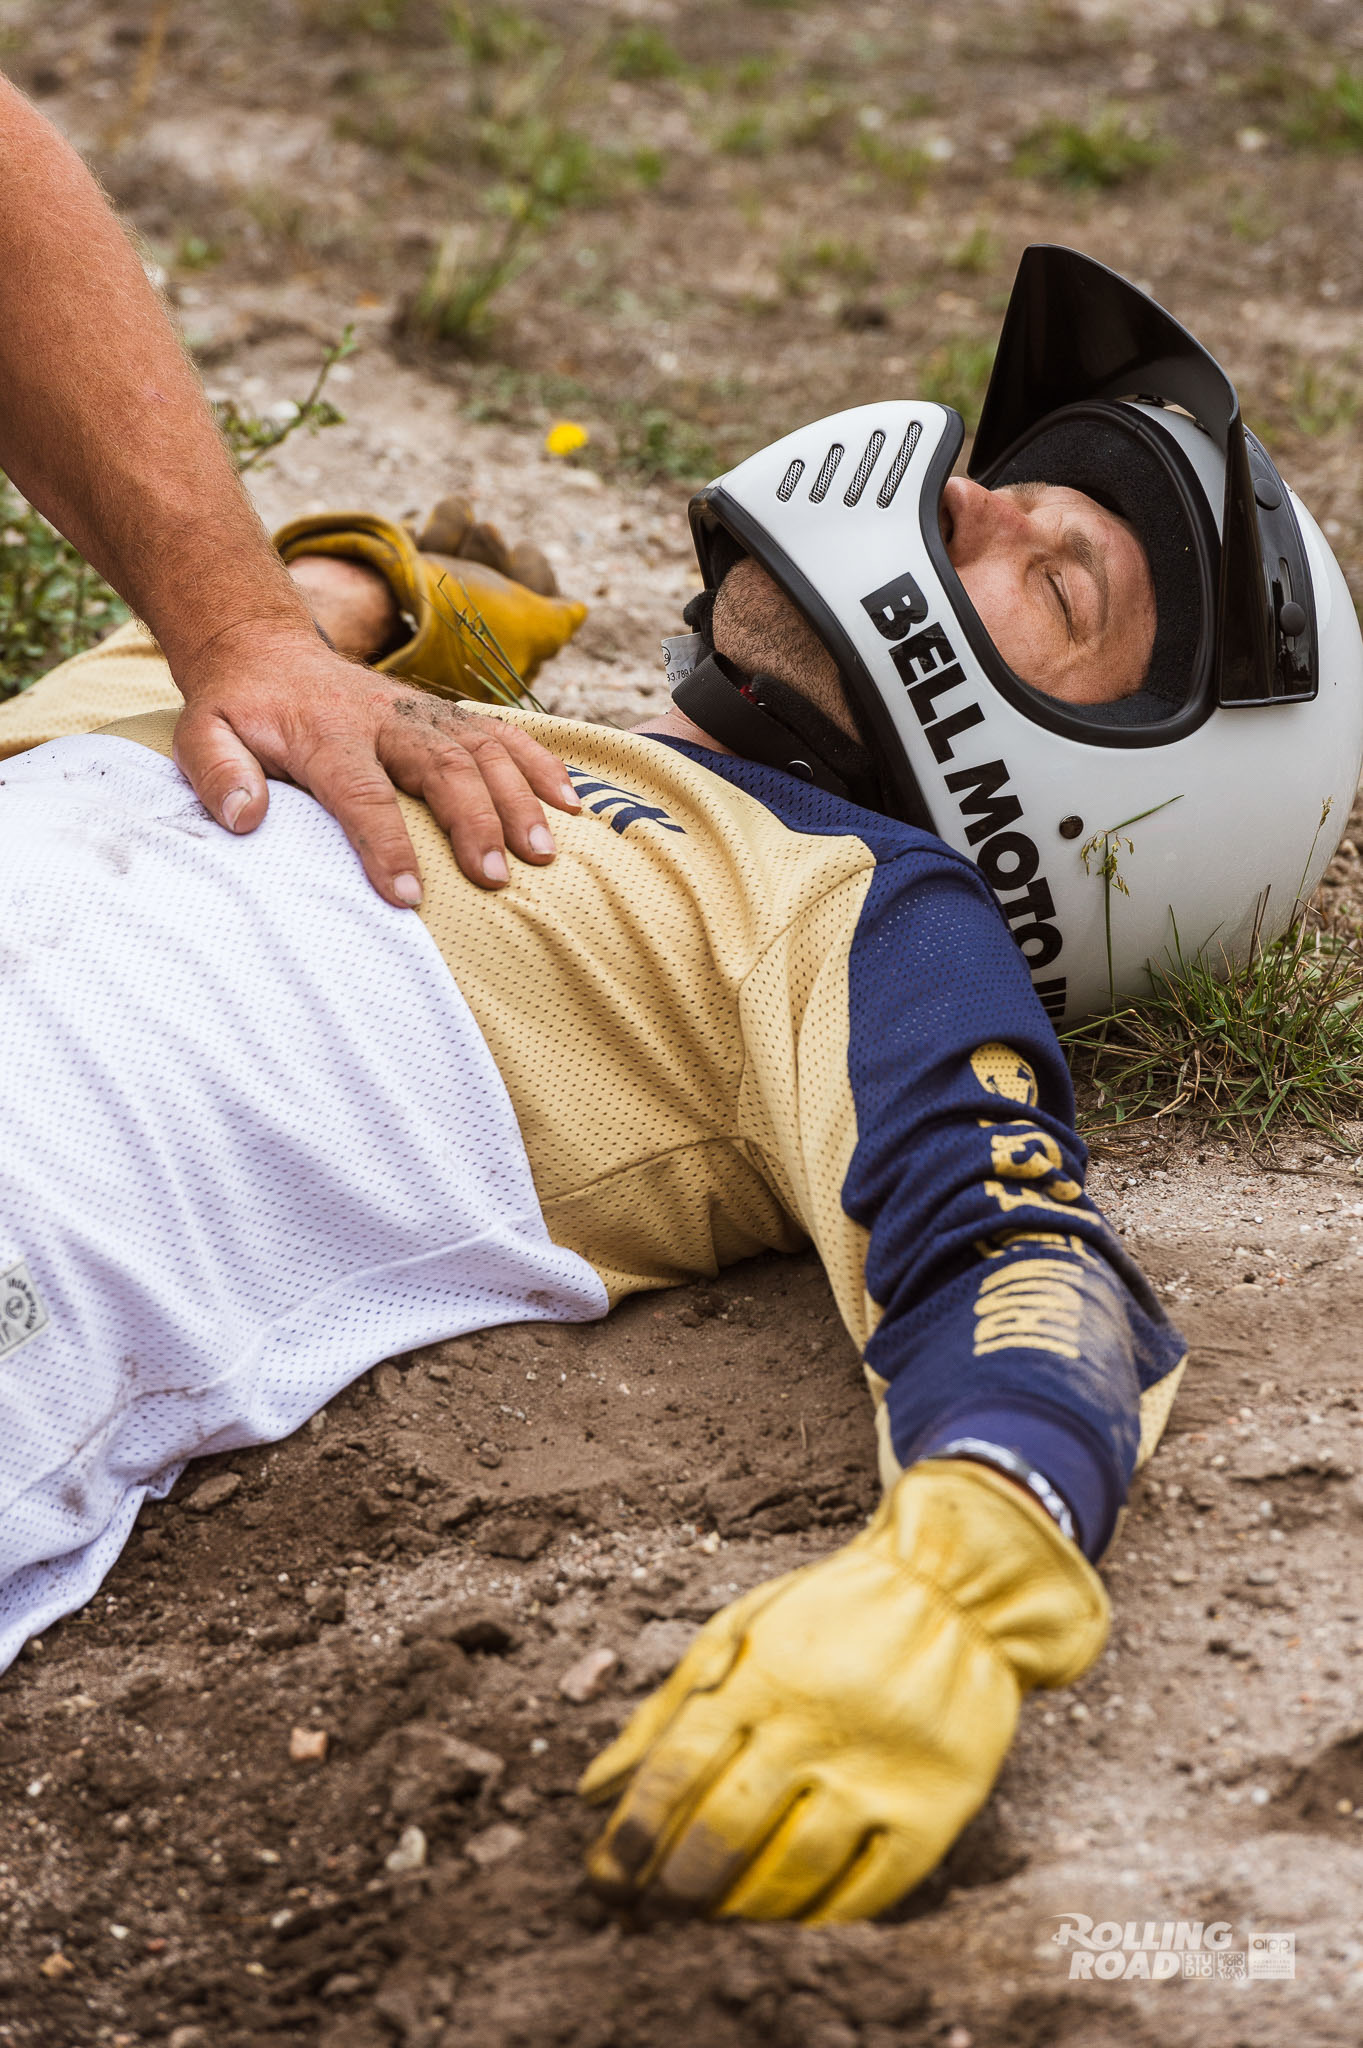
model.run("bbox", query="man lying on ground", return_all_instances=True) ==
[2,247,1356,1925]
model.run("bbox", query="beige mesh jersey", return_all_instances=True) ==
[0,626,1186,1545]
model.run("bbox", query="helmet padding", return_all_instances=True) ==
[978,401,1219,726]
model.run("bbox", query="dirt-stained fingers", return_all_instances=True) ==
[379,695,580,889]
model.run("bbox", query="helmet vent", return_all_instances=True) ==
[876,422,922,507]
[843,430,887,507]
[808,443,846,503]
[776,458,806,502]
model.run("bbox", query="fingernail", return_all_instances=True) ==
[222,787,251,831]
[482,849,509,885]
[560,782,581,809]
[393,872,422,907]
[528,824,555,857]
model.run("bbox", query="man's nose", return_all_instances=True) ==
[941,477,1031,564]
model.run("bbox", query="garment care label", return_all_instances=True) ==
[660,632,704,687]
[0,1258,48,1358]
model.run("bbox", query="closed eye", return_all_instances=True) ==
[1048,574,1073,637]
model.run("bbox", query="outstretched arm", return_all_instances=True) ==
[0,74,577,901]
[579,846,1187,1920]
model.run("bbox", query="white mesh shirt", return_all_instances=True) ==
[0,735,607,1671]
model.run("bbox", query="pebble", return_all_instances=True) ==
[558,1646,619,1703]
[476,1443,503,1469]
[624,1618,695,1692]
[434,1490,485,1529]
[384,1824,428,1874]
[186,1472,242,1514]
[288,1725,329,1764]
[373,1363,402,1405]
[38,1952,75,1980]
[321,1974,364,2001]
[168,2029,211,2048]
[1169,1569,1194,1585]
[482,1516,552,1561]
[305,1586,347,1625]
[465,1822,524,1869]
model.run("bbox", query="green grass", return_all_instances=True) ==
[1014,108,1167,189]
[918,337,997,429]
[298,0,426,33]
[718,112,772,157]
[1285,66,1363,150]
[779,234,879,296]
[211,328,355,473]
[1065,906,1363,1147]
[608,24,683,82]
[943,223,998,275]
[854,129,931,187]
[613,406,718,482]
[0,481,128,703]
[0,337,353,704]
[1286,361,1359,438]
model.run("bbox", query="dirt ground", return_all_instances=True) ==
[5,1,1363,2043]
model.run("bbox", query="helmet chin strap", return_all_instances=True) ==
[670,639,880,808]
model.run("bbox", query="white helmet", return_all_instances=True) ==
[674,245,1363,1021]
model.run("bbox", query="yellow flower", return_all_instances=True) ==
[545,419,589,457]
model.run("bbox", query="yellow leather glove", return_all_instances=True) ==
[579,1459,1108,1923]
[273,508,587,701]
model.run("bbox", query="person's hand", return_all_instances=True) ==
[578,1460,1108,1923]
[171,624,581,905]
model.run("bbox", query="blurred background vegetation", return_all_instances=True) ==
[5,0,1363,697]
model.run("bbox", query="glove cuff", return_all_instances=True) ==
[274,510,587,701]
[869,1458,1110,1691]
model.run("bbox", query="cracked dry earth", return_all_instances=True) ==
[1,373,1363,2048]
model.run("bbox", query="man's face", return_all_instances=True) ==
[940,477,1156,705]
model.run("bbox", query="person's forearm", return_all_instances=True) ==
[0,76,314,682]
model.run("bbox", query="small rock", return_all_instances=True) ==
[475,1443,503,1470]
[464,1822,524,1869]
[433,1490,484,1530]
[1169,1569,1194,1586]
[481,1516,550,1560]
[558,1647,619,1703]
[258,1619,316,1653]
[168,2029,210,2048]
[624,1618,695,1692]
[185,1472,242,1514]
[373,1362,402,1405]
[38,1951,75,1981]
[384,1824,428,1874]
[357,1488,391,1523]
[305,1586,348,1625]
[500,1784,539,1819]
[320,1974,364,2001]
[289,1725,329,1764]
[386,1725,505,1812]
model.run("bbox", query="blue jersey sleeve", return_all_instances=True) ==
[844,852,1186,1558]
